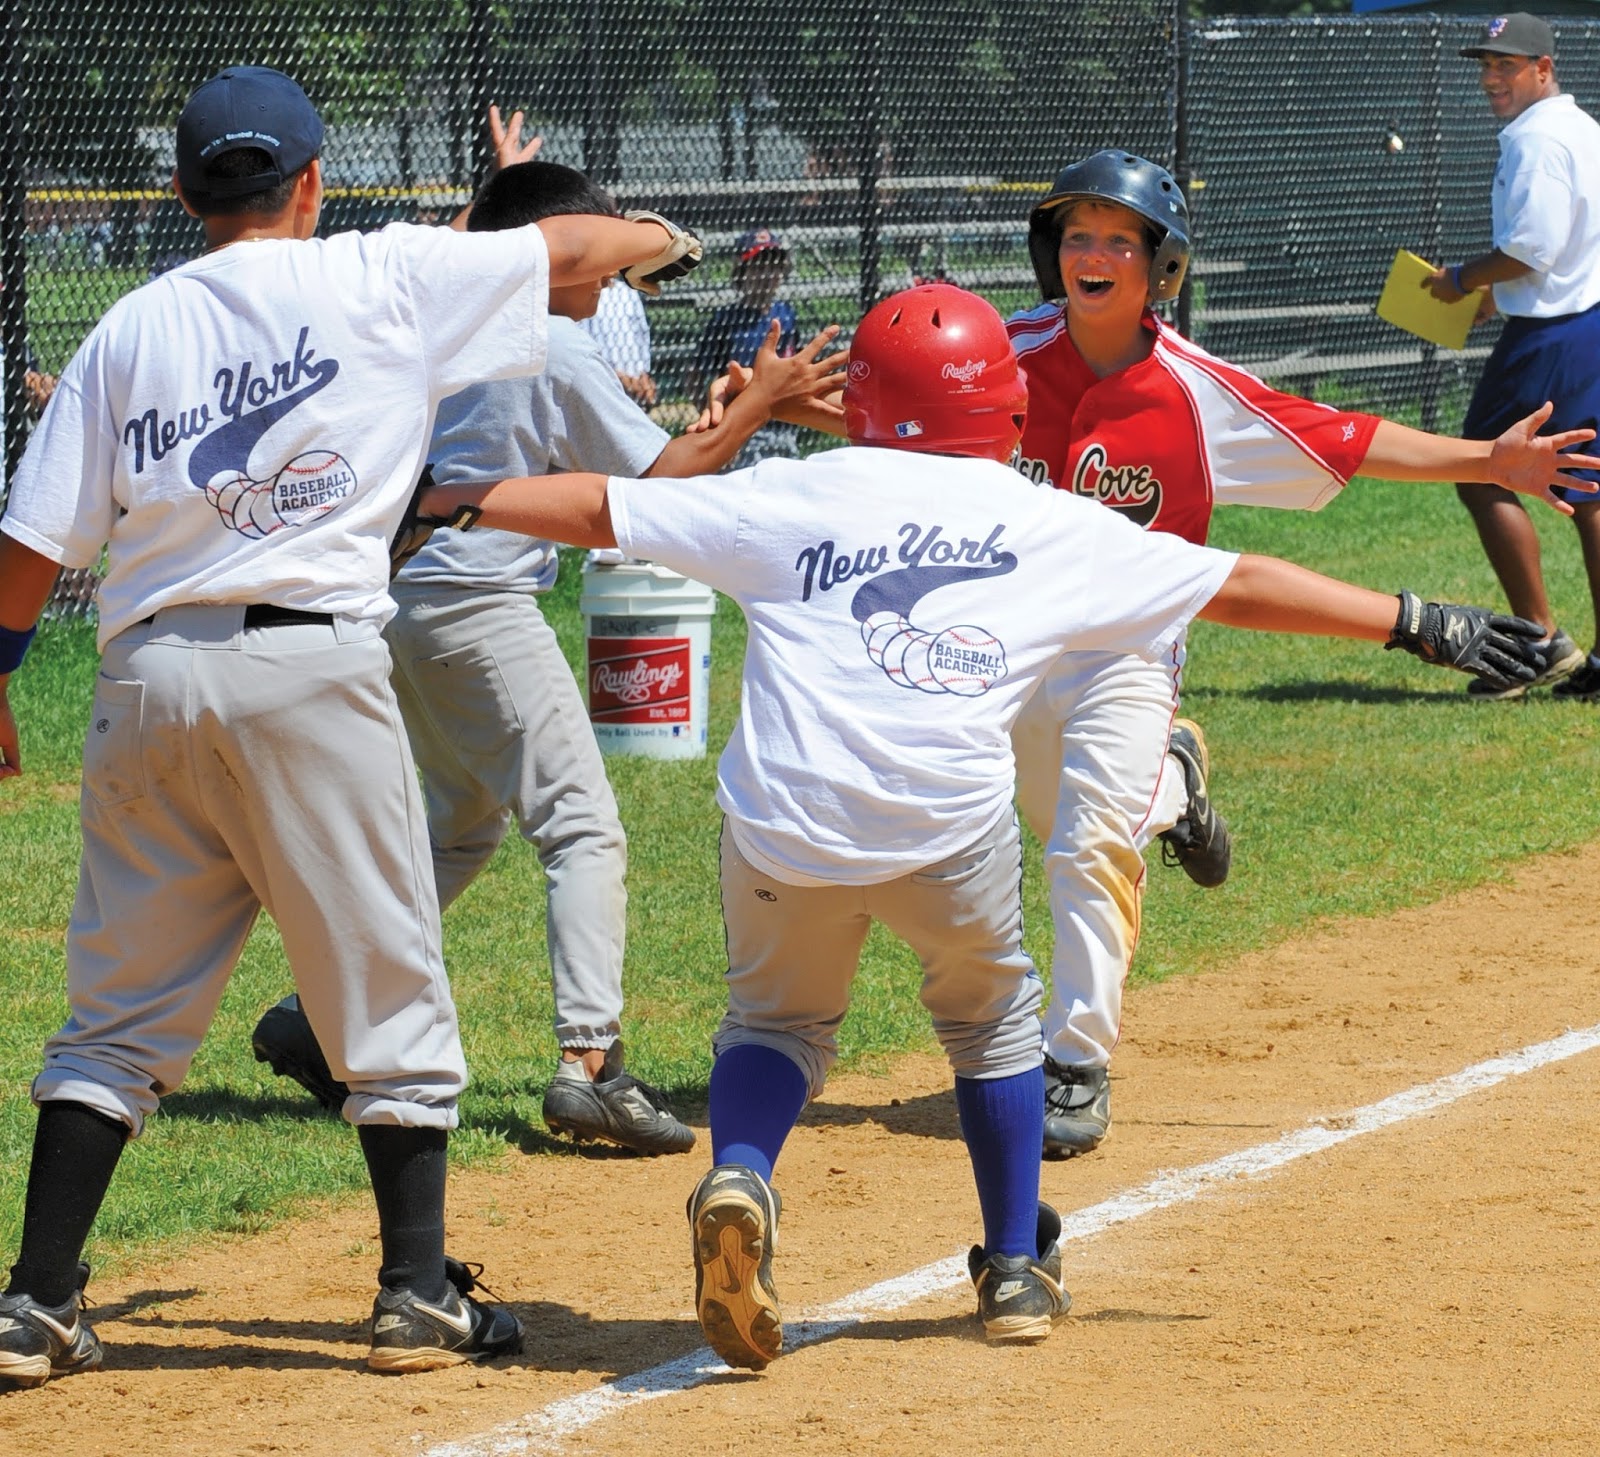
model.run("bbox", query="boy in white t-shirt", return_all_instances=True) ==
[0,66,701,1387]
[401,284,1543,1365]
[251,160,843,1157]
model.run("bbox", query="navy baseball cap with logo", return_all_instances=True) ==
[734,228,788,263]
[1459,13,1555,59]
[176,66,325,198]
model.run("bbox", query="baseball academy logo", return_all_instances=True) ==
[121,325,354,539]
[793,519,1017,697]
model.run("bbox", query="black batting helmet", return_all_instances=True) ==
[1027,150,1190,305]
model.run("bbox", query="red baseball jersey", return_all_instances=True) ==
[1007,303,1381,545]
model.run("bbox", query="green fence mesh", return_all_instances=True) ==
[4,7,1599,617]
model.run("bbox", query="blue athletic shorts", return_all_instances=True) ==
[1463,301,1600,504]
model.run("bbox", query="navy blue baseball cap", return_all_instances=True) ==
[734,227,788,263]
[176,67,324,198]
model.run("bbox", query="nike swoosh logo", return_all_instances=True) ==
[23,1308,79,1343]
[992,1280,1032,1304]
[410,1297,473,1337]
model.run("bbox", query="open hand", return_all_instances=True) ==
[745,321,847,421]
[488,104,543,173]
[1487,401,1600,516]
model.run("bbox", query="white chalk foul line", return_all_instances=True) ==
[422,1021,1600,1457]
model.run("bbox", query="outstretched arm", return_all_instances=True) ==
[1199,553,1546,689]
[537,212,701,292]
[420,472,617,549]
[1359,404,1600,515]
[650,323,846,476]
[1198,554,1396,639]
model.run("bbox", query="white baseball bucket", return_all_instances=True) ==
[579,559,716,760]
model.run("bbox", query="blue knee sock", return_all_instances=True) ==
[709,1043,809,1183]
[955,1066,1044,1258]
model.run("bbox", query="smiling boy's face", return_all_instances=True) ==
[1055,199,1154,324]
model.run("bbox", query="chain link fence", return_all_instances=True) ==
[5,6,1599,618]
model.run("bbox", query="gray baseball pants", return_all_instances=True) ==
[713,814,1045,1097]
[386,580,628,1052]
[35,605,467,1135]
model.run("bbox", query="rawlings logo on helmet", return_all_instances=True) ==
[842,284,1028,463]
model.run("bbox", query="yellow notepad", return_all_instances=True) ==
[1375,249,1481,351]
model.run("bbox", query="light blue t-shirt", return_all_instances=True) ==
[400,315,670,592]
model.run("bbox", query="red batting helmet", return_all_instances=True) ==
[843,284,1028,462]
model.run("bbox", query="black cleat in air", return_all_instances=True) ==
[1158,718,1232,888]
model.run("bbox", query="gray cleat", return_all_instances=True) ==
[1158,717,1232,888]
[541,1039,696,1156]
[1043,1059,1111,1160]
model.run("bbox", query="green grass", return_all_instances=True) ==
[2,479,1598,1270]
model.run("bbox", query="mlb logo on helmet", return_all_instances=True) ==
[895,420,925,438]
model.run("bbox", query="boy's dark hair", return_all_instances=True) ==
[467,161,617,233]
[185,147,307,218]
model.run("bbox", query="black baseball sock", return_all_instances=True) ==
[6,1100,130,1307]
[357,1124,449,1302]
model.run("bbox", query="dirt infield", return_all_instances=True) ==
[6,843,1600,1456]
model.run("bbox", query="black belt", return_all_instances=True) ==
[137,605,335,628]
[242,605,334,627]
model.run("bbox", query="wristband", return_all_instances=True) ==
[0,622,38,676]
[1449,264,1466,293]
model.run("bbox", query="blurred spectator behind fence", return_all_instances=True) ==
[0,279,58,472]
[690,228,801,468]
[582,277,656,408]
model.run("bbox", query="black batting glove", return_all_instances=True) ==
[1384,589,1546,689]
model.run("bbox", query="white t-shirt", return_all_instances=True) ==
[403,315,668,593]
[580,280,652,375]
[1492,93,1600,318]
[2,222,549,647]
[608,446,1237,885]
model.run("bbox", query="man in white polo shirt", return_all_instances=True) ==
[1427,12,1600,701]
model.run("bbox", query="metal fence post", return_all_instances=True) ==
[855,0,883,318]
[1419,18,1444,433]
[468,0,495,185]
[1,0,27,491]
[1174,4,1194,340]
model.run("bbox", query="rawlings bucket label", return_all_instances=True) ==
[588,635,692,723]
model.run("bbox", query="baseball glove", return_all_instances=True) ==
[389,464,483,578]
[1384,590,1546,689]
[621,209,704,296]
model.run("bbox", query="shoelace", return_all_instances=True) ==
[444,1258,505,1303]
